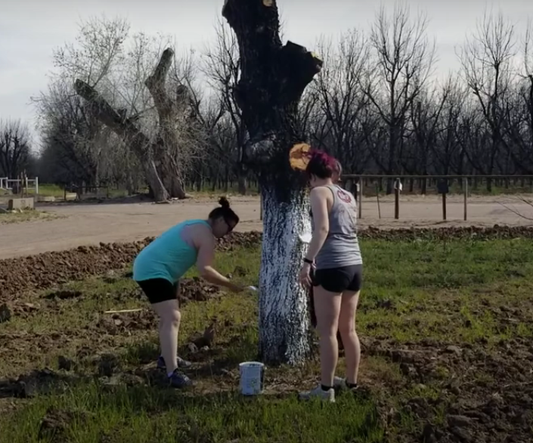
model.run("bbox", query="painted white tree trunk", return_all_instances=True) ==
[258,185,313,365]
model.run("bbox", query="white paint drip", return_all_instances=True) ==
[298,232,312,244]
[258,186,313,365]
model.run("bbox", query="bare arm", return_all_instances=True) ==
[195,232,243,292]
[305,187,330,262]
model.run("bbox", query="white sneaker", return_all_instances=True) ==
[333,377,360,392]
[333,376,347,389]
[298,385,335,402]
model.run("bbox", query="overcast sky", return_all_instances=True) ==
[0,0,530,145]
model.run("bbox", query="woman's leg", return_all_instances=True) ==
[313,285,343,388]
[338,290,361,385]
[152,299,181,375]
[137,278,191,388]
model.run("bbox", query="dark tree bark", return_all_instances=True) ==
[74,48,190,201]
[223,0,322,365]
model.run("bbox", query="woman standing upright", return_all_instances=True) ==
[298,151,363,402]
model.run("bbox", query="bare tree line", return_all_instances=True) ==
[2,7,531,196]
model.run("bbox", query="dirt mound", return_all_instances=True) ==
[0,242,144,300]
[0,232,261,301]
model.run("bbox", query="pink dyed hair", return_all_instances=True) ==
[305,149,337,179]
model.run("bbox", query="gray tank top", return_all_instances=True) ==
[310,184,362,269]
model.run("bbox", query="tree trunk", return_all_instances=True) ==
[237,174,247,195]
[223,0,322,365]
[154,153,187,199]
[258,186,312,364]
[145,48,191,200]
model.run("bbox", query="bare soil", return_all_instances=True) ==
[1,230,533,442]
[1,194,532,260]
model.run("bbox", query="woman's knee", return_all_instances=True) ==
[338,319,356,336]
[161,308,181,326]
[316,315,340,337]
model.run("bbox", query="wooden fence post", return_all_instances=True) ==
[463,177,468,221]
[394,178,401,220]
[259,191,263,221]
[375,184,381,219]
[358,176,363,219]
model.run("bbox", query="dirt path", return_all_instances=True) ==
[1,195,532,259]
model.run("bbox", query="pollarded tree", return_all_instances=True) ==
[222,0,323,364]
[43,16,204,201]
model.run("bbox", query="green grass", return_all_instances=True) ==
[4,383,381,443]
[1,238,533,442]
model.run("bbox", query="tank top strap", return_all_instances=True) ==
[326,183,343,206]
[325,183,341,206]
[182,219,211,228]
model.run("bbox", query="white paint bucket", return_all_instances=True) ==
[239,361,265,395]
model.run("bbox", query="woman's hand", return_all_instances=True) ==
[299,262,313,288]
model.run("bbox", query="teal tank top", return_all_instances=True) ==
[133,219,210,283]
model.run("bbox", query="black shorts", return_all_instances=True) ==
[136,278,179,304]
[312,264,363,293]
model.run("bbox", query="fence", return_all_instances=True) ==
[341,174,533,221]
[0,176,39,195]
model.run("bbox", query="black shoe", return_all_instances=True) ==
[168,369,193,388]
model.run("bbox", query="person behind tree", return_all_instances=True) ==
[298,150,363,402]
[332,159,342,184]
[132,197,245,388]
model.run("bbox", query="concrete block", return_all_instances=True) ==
[8,197,35,210]
[37,196,56,202]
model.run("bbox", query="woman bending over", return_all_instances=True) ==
[133,197,244,388]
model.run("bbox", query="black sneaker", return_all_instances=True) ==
[157,355,192,370]
[168,369,193,388]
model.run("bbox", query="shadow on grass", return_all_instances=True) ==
[0,369,86,400]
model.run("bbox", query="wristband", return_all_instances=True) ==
[303,257,313,265]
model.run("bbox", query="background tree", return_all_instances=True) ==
[458,11,517,188]
[0,119,32,180]
[312,31,373,173]
[365,3,436,192]
[223,0,322,364]
[202,17,248,194]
